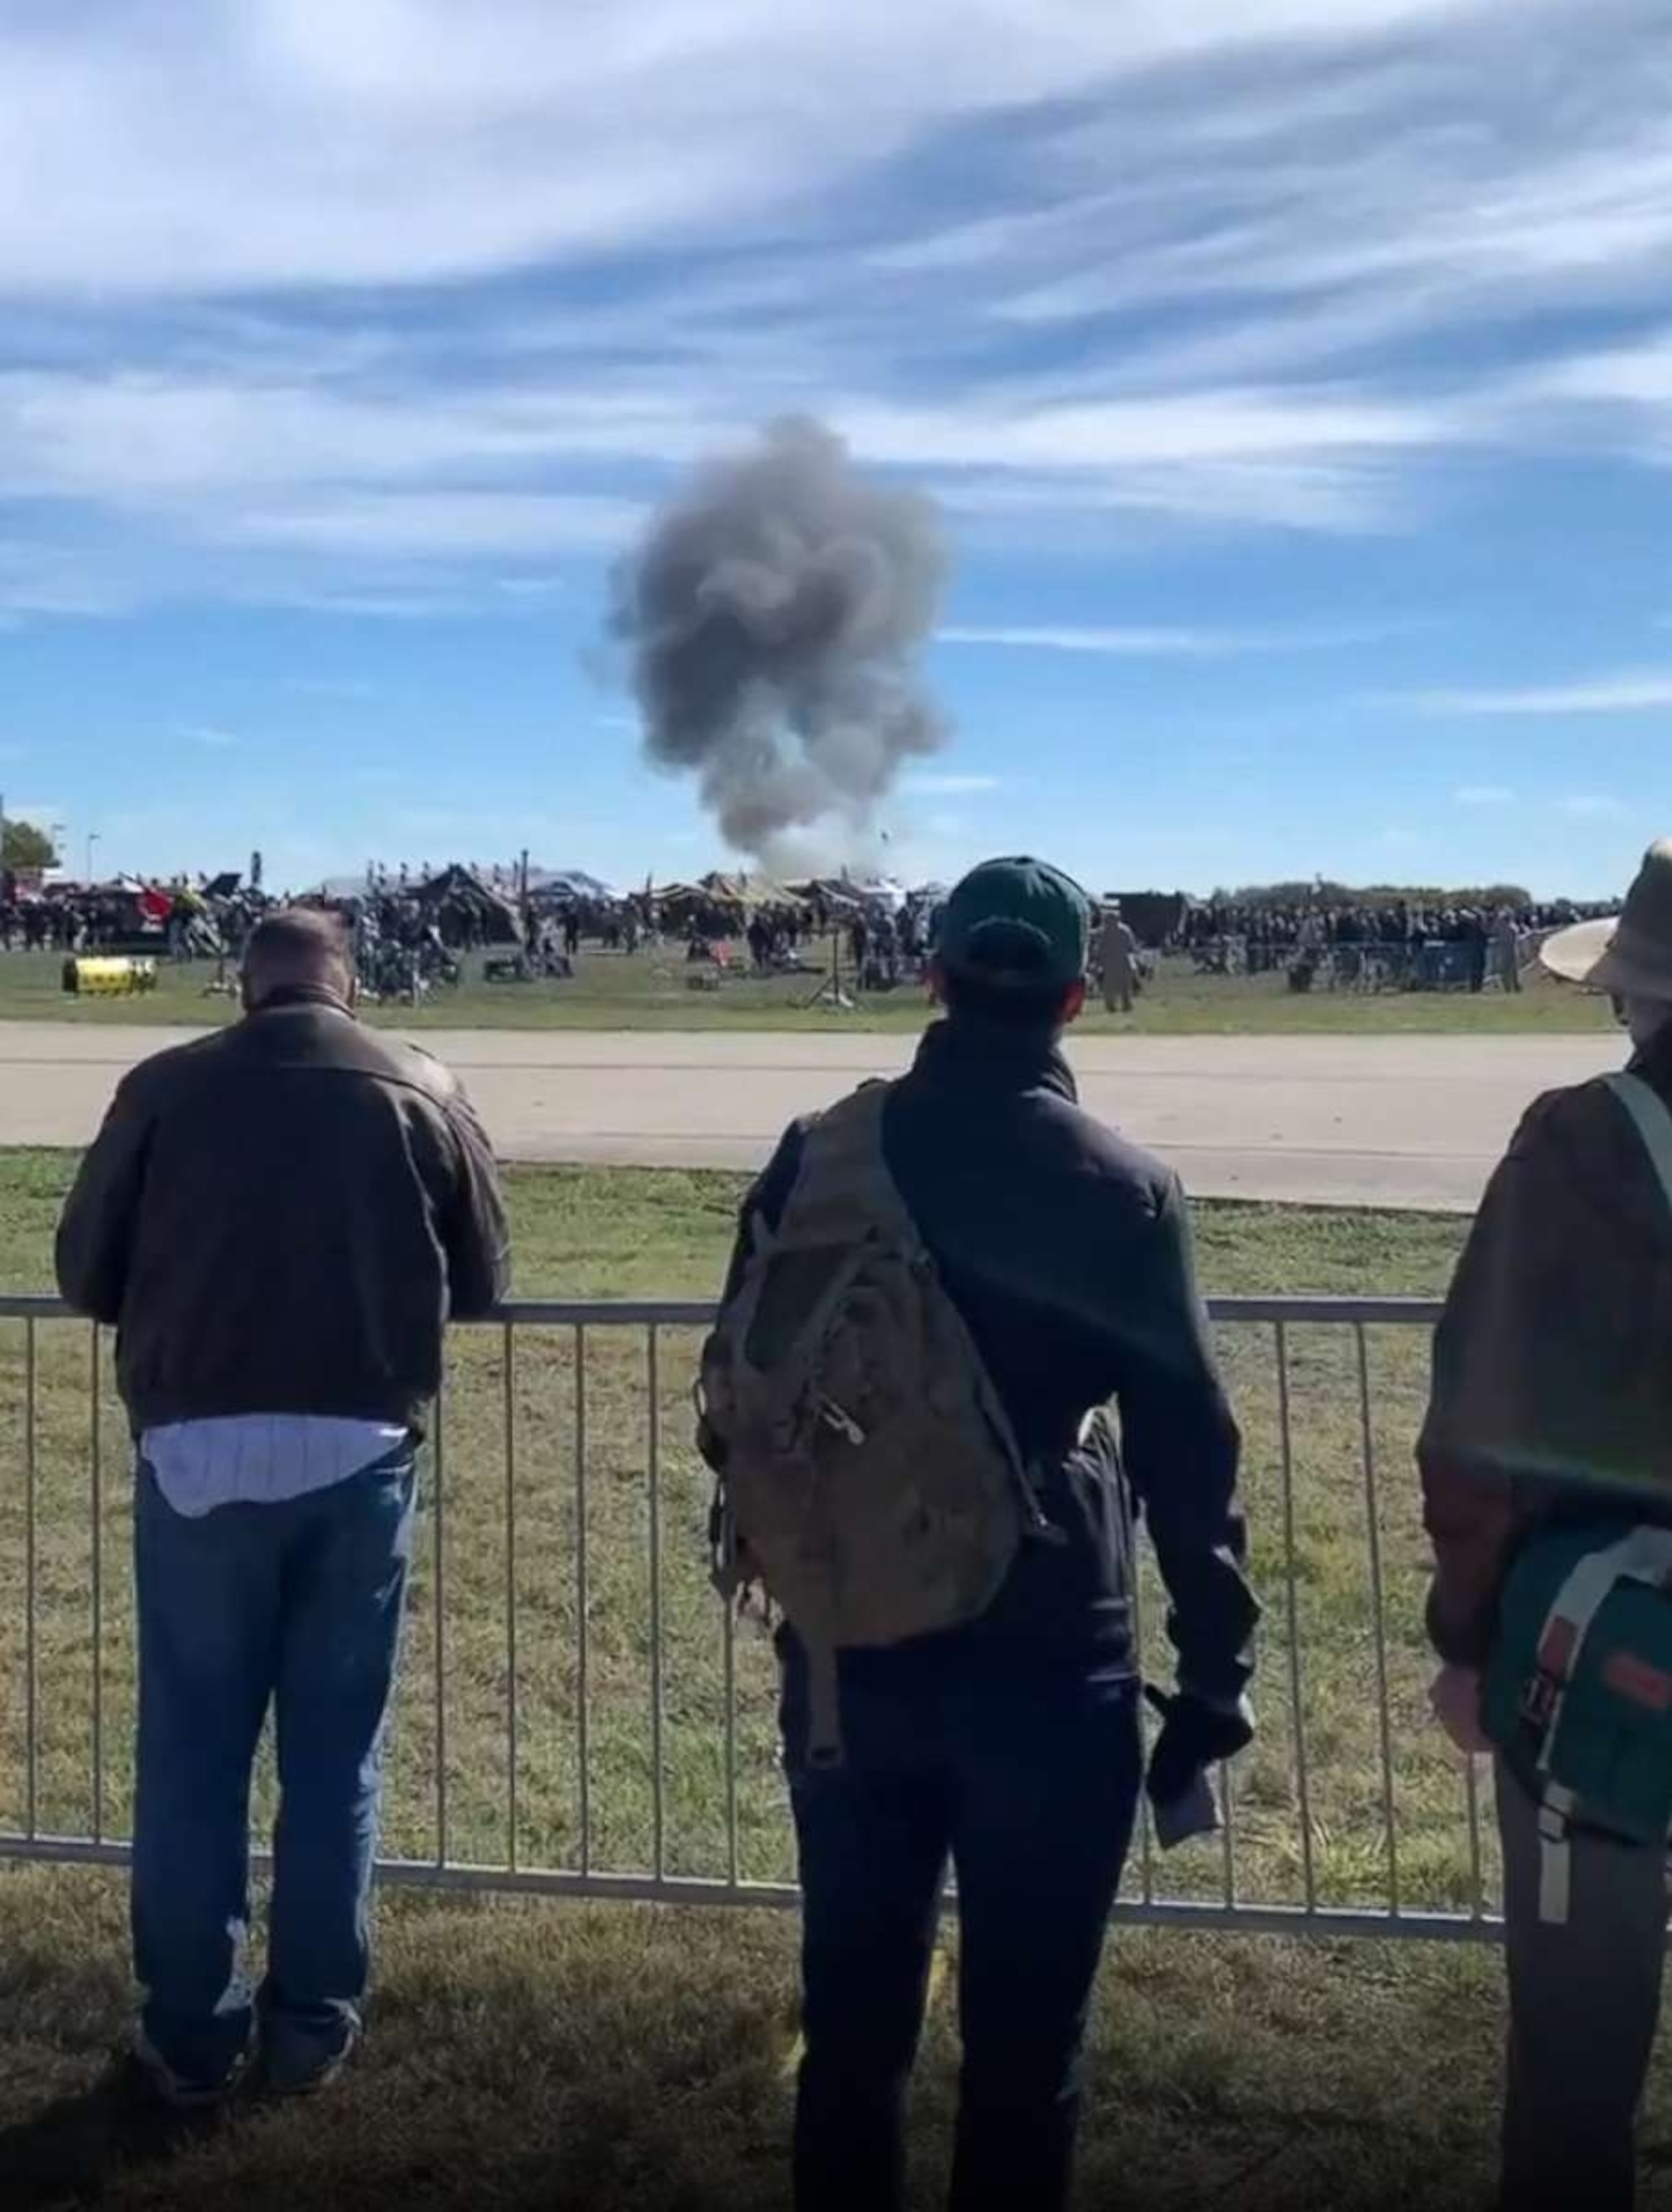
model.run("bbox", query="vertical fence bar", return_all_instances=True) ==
[1355,1324,1400,1916]
[433,1371,449,1868]
[647,1324,665,1883]
[1464,1754,1486,1920]
[722,1591,740,1889]
[503,1321,519,1871]
[575,1325,592,1876]
[1275,1322,1316,1910]
[1120,1473,1155,1905]
[1220,1758,1237,1909]
[90,1325,104,1844]
[24,1317,38,1839]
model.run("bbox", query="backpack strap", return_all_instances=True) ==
[786,1082,916,1249]
[1527,1524,1672,1923]
[1604,1072,1672,1214]
[1519,1079,1672,1921]
[768,1083,909,1771]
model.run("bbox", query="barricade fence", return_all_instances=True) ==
[0,1294,1503,1940]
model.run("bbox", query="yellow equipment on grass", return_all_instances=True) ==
[63,956,159,998]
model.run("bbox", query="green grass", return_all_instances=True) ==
[0,943,1614,1035]
[0,1154,1648,2208]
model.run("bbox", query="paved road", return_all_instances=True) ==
[0,1022,1619,1211]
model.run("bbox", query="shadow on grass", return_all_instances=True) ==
[0,2056,237,2208]
[3,1874,1655,2212]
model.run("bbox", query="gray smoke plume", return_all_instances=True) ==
[612,417,948,868]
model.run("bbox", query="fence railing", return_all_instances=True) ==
[0,1292,1502,1941]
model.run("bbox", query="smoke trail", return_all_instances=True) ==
[611,417,948,868]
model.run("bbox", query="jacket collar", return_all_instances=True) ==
[246,984,356,1020]
[911,1014,1078,1104]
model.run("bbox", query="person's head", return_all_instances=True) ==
[1543,838,1672,1052]
[241,907,354,1015]
[929,856,1090,1035]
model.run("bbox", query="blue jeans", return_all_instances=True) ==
[784,1671,1143,2212]
[132,1449,416,2086]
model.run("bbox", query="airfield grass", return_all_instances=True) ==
[0,942,1613,1037]
[3,1156,1670,2208]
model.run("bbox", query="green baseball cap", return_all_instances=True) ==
[938,856,1092,989]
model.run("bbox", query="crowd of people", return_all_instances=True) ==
[2,860,1630,1016]
[1182,894,1621,992]
[0,881,242,958]
[44,839,1672,2211]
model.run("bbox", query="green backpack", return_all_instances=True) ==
[1481,1071,1672,1923]
[698,1081,1053,1765]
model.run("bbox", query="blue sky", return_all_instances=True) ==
[3,0,1672,897]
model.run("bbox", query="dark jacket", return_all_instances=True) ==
[55,989,511,1434]
[728,1017,1257,1701]
[1421,1025,1672,1666]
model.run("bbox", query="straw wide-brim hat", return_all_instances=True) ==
[1542,838,1672,997]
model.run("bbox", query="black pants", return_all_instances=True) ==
[786,1673,1142,2212]
[1498,1762,1668,2211]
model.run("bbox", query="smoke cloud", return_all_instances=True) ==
[611,417,948,869]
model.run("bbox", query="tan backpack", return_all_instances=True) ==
[698,1080,1051,1763]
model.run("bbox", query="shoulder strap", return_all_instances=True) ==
[1604,1073,1672,1215]
[783,1081,916,1247]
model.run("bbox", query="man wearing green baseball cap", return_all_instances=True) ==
[933,854,1095,999]
[702,855,1258,2212]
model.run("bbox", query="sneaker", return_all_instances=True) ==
[132,2028,248,2112]
[260,2023,361,2100]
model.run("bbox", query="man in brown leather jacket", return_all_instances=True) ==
[56,908,508,2107]
[1421,838,1672,2211]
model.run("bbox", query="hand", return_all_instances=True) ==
[1143,1686,1254,1811]
[1429,1664,1492,1757]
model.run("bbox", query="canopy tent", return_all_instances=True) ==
[412,864,524,946]
[783,876,863,914]
[697,871,804,911]
[656,873,811,932]
[784,875,911,915]
[1103,891,1192,949]
[523,868,623,909]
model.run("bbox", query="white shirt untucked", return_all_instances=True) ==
[140,1415,410,1518]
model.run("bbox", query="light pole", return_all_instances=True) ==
[85,830,100,883]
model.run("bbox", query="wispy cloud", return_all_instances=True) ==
[901,772,1004,796]
[940,620,1395,657]
[1454,784,1514,806]
[177,723,238,750]
[0,2,1669,617]
[0,6,1506,298]
[1401,672,1672,716]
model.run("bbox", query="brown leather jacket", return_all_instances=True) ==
[1419,1026,1672,1665]
[55,989,511,1435]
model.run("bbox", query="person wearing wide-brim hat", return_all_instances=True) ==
[1540,838,1672,1011]
[1421,839,1672,2209]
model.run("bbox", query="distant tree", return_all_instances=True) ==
[1,817,58,872]
[1224,876,1534,911]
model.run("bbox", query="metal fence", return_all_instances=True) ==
[0,1292,1503,1941]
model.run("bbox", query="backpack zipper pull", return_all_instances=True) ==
[819,1397,867,1445]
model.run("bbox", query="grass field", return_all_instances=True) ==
[3,1157,1669,2208]
[0,943,1614,1037]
